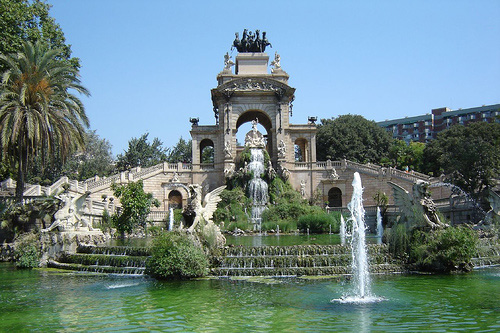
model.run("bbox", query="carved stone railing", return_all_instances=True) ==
[85,173,121,191]
[23,184,41,196]
[147,211,169,222]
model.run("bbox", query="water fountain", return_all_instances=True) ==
[376,207,383,244]
[340,214,346,245]
[245,119,269,231]
[248,148,269,231]
[333,172,384,303]
[169,208,174,231]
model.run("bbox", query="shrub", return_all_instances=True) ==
[409,226,478,273]
[13,232,41,269]
[146,232,208,279]
[261,220,297,232]
[297,213,339,234]
[225,220,253,232]
[95,209,113,233]
[213,187,251,225]
[385,223,411,258]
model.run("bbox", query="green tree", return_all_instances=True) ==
[115,133,169,171]
[385,139,425,172]
[167,137,192,163]
[423,122,500,200]
[61,130,115,180]
[0,0,79,72]
[111,180,160,236]
[316,114,392,163]
[0,41,89,202]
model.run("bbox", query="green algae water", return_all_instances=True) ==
[1,263,499,332]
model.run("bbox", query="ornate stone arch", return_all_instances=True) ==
[328,187,342,207]
[199,138,215,164]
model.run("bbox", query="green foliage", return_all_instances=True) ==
[316,114,392,164]
[61,130,115,181]
[385,223,411,258]
[111,180,160,236]
[95,209,113,233]
[116,133,169,171]
[146,225,164,237]
[224,220,253,232]
[423,122,500,201]
[263,177,321,226]
[0,0,79,73]
[0,41,89,202]
[167,137,192,163]
[146,232,208,279]
[297,213,339,233]
[13,232,41,269]
[1,196,59,241]
[383,139,425,172]
[261,220,298,233]
[213,187,252,225]
[409,226,478,273]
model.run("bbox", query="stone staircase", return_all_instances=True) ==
[211,244,403,277]
[48,245,150,276]
[472,239,500,267]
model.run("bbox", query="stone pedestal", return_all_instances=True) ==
[236,53,269,75]
[40,230,107,265]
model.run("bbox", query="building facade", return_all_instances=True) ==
[378,104,500,144]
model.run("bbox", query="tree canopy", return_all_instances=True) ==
[422,122,500,199]
[115,133,169,171]
[167,137,192,163]
[111,180,160,236]
[384,139,425,172]
[0,0,79,72]
[0,41,89,201]
[316,114,392,164]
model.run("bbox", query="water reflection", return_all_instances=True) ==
[0,264,499,331]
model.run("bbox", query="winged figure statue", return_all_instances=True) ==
[43,191,92,232]
[477,188,500,227]
[187,184,226,233]
[388,181,448,230]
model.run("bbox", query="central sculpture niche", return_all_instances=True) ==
[245,118,266,148]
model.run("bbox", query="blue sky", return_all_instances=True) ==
[49,0,500,156]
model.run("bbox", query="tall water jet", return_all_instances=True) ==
[349,172,370,299]
[169,208,174,231]
[333,172,384,303]
[340,214,346,245]
[376,206,383,243]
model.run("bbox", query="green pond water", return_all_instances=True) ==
[1,263,499,332]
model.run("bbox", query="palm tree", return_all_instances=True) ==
[0,41,90,202]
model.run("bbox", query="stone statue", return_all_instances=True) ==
[266,161,277,180]
[261,32,272,51]
[171,172,180,182]
[278,139,286,158]
[477,188,500,228]
[223,52,235,70]
[389,181,448,230]
[244,118,266,148]
[300,180,306,198]
[224,140,233,158]
[278,163,290,181]
[44,191,93,232]
[224,163,235,179]
[232,29,272,52]
[329,168,339,180]
[186,184,227,247]
[270,52,281,72]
